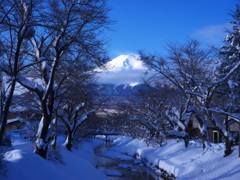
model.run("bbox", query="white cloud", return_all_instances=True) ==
[191,23,231,45]
[96,69,146,85]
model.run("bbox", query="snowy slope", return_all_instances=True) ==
[96,54,148,85]
[1,131,107,180]
[106,136,240,180]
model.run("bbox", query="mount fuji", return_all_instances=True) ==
[96,54,148,86]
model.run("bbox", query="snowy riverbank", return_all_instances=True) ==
[1,132,240,180]
[0,131,107,180]
[106,136,240,180]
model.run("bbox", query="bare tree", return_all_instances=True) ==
[0,0,41,145]
[58,104,89,151]
[55,69,96,151]
[14,0,111,158]
[141,37,240,156]
[140,39,215,149]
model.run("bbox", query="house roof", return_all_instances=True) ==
[228,118,240,125]
[7,118,25,124]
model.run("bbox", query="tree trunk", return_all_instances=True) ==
[65,131,73,151]
[34,108,52,158]
[51,117,57,150]
[34,90,55,158]
[190,110,210,150]
[0,80,16,145]
[202,134,207,150]
[224,118,232,157]
[224,136,232,157]
[35,145,48,159]
[184,136,189,148]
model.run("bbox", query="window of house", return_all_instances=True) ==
[213,130,223,143]
[213,131,218,143]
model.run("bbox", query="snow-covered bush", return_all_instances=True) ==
[148,133,166,147]
[20,121,38,141]
[46,145,64,164]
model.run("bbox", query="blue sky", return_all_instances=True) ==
[106,0,238,58]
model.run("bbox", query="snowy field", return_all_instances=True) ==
[1,132,240,180]
[0,131,107,180]
[106,136,240,180]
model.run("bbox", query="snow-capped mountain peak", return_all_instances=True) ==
[106,54,146,72]
[97,54,147,73]
[96,54,148,86]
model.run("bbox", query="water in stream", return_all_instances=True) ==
[95,143,163,180]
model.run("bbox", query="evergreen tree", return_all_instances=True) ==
[214,5,240,156]
[217,5,240,113]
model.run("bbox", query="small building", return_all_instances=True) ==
[187,113,240,144]
[5,118,25,131]
[208,127,223,143]
[207,114,240,144]
[228,118,240,144]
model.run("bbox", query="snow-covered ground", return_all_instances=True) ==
[106,136,240,180]
[0,131,107,180]
[1,132,240,180]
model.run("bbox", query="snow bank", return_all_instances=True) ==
[1,132,106,180]
[108,136,240,180]
[105,170,122,176]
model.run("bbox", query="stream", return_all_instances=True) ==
[95,142,163,180]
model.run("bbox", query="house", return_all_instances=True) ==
[188,113,240,144]
[228,118,240,144]
[209,115,240,144]
[208,127,223,143]
[5,118,25,131]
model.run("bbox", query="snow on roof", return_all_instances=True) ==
[7,118,24,124]
[228,116,240,124]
